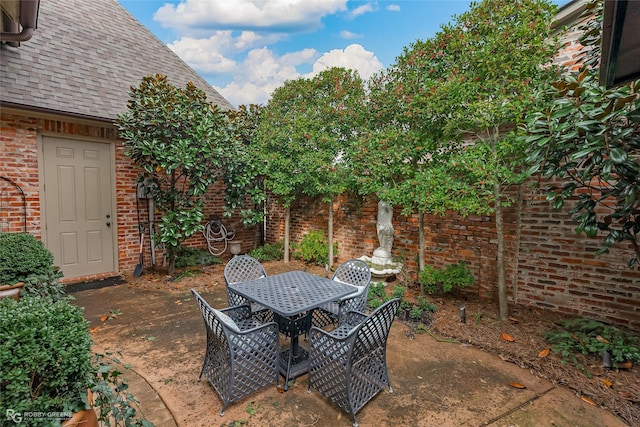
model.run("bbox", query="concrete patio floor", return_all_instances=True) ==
[69,274,629,427]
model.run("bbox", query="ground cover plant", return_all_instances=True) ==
[545,318,640,371]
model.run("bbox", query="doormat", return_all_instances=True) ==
[66,276,126,293]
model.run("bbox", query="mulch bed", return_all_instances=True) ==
[421,293,640,426]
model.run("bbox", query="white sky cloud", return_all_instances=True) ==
[349,3,377,19]
[155,0,348,33]
[212,43,382,106]
[153,0,384,106]
[387,4,401,12]
[340,30,362,39]
[306,44,383,80]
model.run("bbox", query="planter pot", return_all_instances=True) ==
[62,390,98,427]
[229,240,243,256]
[0,282,24,301]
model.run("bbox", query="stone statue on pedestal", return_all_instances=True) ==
[372,200,394,266]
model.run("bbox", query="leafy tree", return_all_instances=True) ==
[116,74,231,273]
[223,104,266,229]
[354,0,559,320]
[523,1,640,266]
[257,67,366,265]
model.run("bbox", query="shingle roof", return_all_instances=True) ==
[0,0,234,121]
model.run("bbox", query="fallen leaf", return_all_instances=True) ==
[509,382,526,389]
[602,379,612,388]
[508,316,519,324]
[617,361,633,369]
[538,348,550,358]
[90,327,99,333]
[100,315,108,322]
[618,391,636,401]
[500,332,515,342]
[595,335,609,343]
[581,396,596,406]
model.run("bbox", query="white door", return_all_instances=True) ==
[42,136,115,278]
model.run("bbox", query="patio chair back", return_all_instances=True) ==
[308,298,401,427]
[314,259,371,328]
[223,255,272,321]
[191,289,279,416]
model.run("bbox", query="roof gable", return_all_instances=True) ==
[0,0,234,121]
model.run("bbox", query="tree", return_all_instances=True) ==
[354,0,559,320]
[222,104,266,230]
[116,74,231,274]
[523,1,640,267]
[257,67,366,265]
[428,0,559,321]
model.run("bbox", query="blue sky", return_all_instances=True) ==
[118,0,567,107]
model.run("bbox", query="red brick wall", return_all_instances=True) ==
[265,181,640,330]
[1,110,257,282]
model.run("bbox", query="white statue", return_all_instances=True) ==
[372,200,394,265]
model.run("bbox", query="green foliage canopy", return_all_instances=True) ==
[523,1,640,266]
[223,104,267,227]
[257,67,367,205]
[353,0,559,216]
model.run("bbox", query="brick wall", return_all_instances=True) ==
[1,110,257,282]
[266,180,640,330]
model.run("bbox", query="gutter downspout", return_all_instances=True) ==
[0,0,40,46]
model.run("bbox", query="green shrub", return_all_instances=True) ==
[0,232,55,284]
[0,297,93,418]
[175,246,221,268]
[291,230,337,266]
[367,282,388,310]
[418,262,474,294]
[416,295,437,314]
[248,241,284,261]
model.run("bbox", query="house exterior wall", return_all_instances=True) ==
[1,109,257,283]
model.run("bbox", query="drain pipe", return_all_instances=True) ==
[0,0,40,46]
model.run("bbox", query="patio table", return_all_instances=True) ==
[228,270,357,390]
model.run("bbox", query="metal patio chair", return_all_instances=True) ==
[307,298,400,427]
[223,254,273,322]
[191,289,279,416]
[313,259,371,329]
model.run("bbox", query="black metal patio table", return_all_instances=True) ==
[228,270,357,390]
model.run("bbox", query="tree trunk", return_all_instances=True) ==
[418,212,425,272]
[494,182,508,321]
[284,206,290,263]
[328,199,334,268]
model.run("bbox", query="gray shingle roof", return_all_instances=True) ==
[0,0,234,121]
